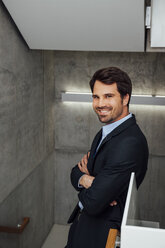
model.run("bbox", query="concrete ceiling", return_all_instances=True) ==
[3,0,145,51]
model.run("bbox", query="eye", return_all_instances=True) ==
[92,95,99,99]
[105,94,112,98]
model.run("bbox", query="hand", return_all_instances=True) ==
[110,200,117,206]
[79,174,95,189]
[78,152,90,175]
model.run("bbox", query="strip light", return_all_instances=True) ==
[62,92,92,103]
[62,92,165,105]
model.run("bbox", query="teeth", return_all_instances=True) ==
[100,110,108,113]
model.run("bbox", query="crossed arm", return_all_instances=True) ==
[78,152,117,207]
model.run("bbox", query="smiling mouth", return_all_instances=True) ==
[97,108,112,115]
[99,110,109,114]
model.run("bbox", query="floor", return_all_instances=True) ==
[42,224,70,248]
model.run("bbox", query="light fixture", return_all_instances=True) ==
[62,92,92,103]
[61,92,165,106]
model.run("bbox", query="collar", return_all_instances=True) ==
[102,113,133,138]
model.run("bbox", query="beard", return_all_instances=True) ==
[95,107,123,125]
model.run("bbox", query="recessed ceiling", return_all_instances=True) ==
[3,0,145,51]
[151,0,165,47]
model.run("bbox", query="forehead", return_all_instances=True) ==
[93,80,119,94]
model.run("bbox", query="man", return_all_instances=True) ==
[65,67,148,248]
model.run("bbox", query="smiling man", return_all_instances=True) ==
[92,80,129,124]
[65,67,148,248]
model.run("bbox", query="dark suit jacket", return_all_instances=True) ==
[67,115,148,248]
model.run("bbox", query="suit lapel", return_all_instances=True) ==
[96,115,136,154]
[87,129,102,173]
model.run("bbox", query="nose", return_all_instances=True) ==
[98,97,106,108]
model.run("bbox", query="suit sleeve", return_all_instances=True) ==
[70,164,85,191]
[78,138,140,215]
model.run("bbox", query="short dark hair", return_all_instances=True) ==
[89,67,132,106]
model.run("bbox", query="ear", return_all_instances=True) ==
[123,94,129,106]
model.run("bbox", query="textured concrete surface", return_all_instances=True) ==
[44,51,55,155]
[0,67,18,204]
[18,153,55,248]
[55,102,91,151]
[54,51,165,228]
[54,51,90,100]
[0,1,44,203]
[0,153,54,248]
[0,2,55,248]
[42,224,70,248]
[138,155,165,228]
[54,150,85,224]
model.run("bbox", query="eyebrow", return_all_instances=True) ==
[92,94,98,98]
[104,93,115,96]
[92,93,115,97]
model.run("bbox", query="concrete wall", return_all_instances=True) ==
[0,2,55,247]
[54,51,165,228]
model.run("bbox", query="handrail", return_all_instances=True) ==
[105,228,119,248]
[0,217,30,234]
